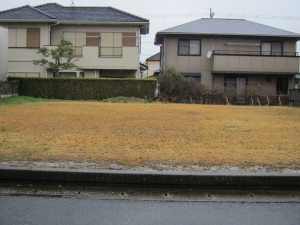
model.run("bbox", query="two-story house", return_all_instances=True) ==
[0,3,149,79]
[155,18,300,96]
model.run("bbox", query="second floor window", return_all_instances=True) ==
[261,41,282,56]
[8,28,40,48]
[178,39,201,56]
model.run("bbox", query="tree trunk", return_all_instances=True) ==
[53,70,59,78]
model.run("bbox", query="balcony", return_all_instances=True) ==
[99,47,122,57]
[72,46,83,57]
[77,46,138,70]
[212,50,299,74]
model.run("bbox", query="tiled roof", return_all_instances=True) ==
[156,18,300,42]
[146,52,160,61]
[0,5,55,20]
[0,3,149,23]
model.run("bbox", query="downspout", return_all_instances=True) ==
[49,20,60,45]
[47,20,60,78]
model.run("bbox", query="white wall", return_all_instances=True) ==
[0,26,8,81]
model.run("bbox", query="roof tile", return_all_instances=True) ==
[157,18,300,38]
[0,3,149,23]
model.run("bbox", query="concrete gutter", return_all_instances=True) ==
[0,166,299,190]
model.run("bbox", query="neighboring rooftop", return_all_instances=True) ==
[146,52,160,61]
[0,3,149,23]
[155,18,300,44]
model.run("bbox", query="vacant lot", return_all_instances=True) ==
[0,101,299,169]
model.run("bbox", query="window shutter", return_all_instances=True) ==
[122,32,136,46]
[86,32,99,46]
[8,29,17,47]
[27,28,40,47]
[17,29,27,47]
[64,32,76,45]
[75,32,86,46]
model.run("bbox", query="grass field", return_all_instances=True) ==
[0,97,299,170]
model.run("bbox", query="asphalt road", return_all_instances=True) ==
[1,195,300,225]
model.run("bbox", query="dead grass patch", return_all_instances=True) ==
[0,102,299,168]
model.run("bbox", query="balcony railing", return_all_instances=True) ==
[72,46,83,57]
[99,47,122,57]
[213,50,299,57]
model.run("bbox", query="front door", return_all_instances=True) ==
[276,77,288,95]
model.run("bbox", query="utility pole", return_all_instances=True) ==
[210,8,215,19]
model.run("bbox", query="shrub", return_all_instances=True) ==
[7,77,157,100]
[157,67,205,103]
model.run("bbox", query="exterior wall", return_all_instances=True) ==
[8,48,46,77]
[2,23,49,77]
[50,24,140,78]
[147,61,160,76]
[0,26,8,81]
[2,23,141,78]
[162,35,299,92]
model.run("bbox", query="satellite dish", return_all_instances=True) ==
[207,50,212,58]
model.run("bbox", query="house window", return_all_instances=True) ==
[59,72,77,78]
[224,77,247,98]
[261,41,282,56]
[8,28,40,48]
[99,33,122,57]
[181,73,201,82]
[79,72,84,78]
[86,32,99,46]
[122,32,136,47]
[178,39,201,56]
[276,77,288,95]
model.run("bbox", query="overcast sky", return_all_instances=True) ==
[1,0,300,62]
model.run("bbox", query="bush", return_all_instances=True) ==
[157,67,205,103]
[7,77,157,100]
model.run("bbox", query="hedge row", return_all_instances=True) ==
[8,77,157,100]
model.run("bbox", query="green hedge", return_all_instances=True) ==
[8,77,157,100]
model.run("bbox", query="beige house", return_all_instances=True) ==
[155,19,300,96]
[146,52,160,77]
[0,3,149,79]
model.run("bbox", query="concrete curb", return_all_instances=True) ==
[0,166,300,190]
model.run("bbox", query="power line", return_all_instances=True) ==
[139,13,300,20]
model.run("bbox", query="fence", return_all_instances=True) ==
[0,81,19,98]
[159,94,289,106]
[289,89,300,102]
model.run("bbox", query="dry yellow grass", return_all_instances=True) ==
[0,102,299,167]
